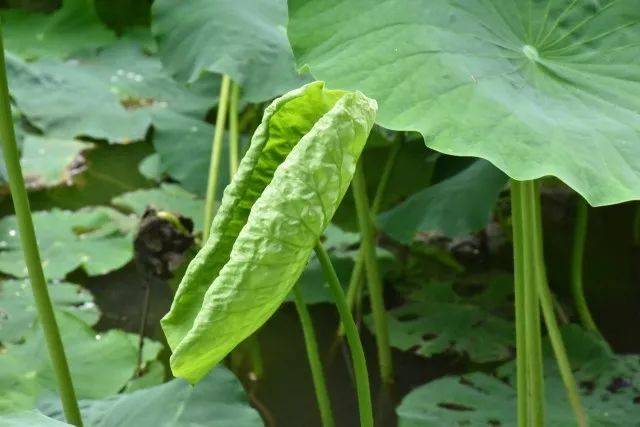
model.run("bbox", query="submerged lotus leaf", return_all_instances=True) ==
[43,368,261,427]
[375,276,515,363]
[19,135,93,190]
[152,0,310,102]
[162,82,377,382]
[289,0,640,206]
[398,326,640,426]
[0,313,148,412]
[0,207,135,279]
[0,0,115,60]
[0,279,99,344]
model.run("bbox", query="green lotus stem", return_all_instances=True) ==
[571,198,600,334]
[314,242,373,427]
[530,183,588,427]
[509,181,528,427]
[292,285,335,427]
[515,180,545,425]
[0,29,83,427]
[351,161,393,384]
[345,139,401,317]
[203,74,231,241]
[228,80,240,178]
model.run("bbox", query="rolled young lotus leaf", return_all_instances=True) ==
[161,81,377,382]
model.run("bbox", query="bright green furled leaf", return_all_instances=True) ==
[375,276,515,363]
[162,82,377,382]
[43,368,262,427]
[0,207,135,279]
[112,184,205,232]
[20,135,93,190]
[0,279,99,344]
[152,0,310,102]
[379,160,507,242]
[289,0,640,206]
[0,0,115,60]
[0,313,148,412]
[398,326,640,426]
[0,410,70,426]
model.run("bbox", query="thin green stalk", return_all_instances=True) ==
[0,29,82,426]
[518,180,545,425]
[571,198,600,334]
[228,81,240,178]
[530,184,588,427]
[203,74,231,241]
[510,181,528,427]
[345,140,401,315]
[351,161,393,384]
[293,286,335,427]
[315,243,373,427]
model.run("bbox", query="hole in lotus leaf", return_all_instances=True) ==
[607,377,632,393]
[437,402,475,412]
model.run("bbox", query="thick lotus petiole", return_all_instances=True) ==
[203,74,231,241]
[0,27,82,426]
[344,136,401,321]
[512,180,588,427]
[510,181,528,427]
[351,161,394,384]
[571,198,600,334]
[293,285,335,427]
[315,242,373,427]
[514,180,545,425]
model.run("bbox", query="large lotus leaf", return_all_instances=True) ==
[289,0,640,206]
[0,0,115,60]
[0,279,99,344]
[152,0,309,102]
[77,40,218,120]
[42,368,262,427]
[0,313,147,412]
[0,410,70,426]
[379,159,507,242]
[151,109,230,198]
[112,183,205,232]
[397,326,640,426]
[162,82,376,382]
[5,40,214,144]
[6,54,149,143]
[0,207,135,279]
[373,276,515,363]
[19,135,93,190]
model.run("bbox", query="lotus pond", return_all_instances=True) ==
[0,1,638,426]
